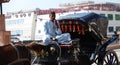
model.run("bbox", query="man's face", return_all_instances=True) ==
[49,14,56,20]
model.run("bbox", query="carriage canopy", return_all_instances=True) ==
[57,12,108,38]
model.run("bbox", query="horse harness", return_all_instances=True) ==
[7,42,30,65]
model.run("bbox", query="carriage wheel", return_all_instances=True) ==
[103,50,119,65]
[46,41,60,61]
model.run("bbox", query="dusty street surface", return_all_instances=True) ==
[114,49,120,62]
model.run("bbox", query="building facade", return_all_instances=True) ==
[5,10,37,41]
[5,1,120,41]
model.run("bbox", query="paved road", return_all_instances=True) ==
[107,41,120,61]
[107,39,120,64]
[114,49,120,62]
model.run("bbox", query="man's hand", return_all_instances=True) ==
[51,37,58,41]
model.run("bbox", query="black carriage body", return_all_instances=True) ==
[58,12,108,52]
[56,12,110,65]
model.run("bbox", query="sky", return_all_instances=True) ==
[2,0,120,14]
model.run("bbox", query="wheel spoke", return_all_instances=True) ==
[103,51,119,65]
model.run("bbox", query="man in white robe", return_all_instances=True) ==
[42,11,71,44]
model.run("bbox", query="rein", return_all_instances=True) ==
[10,42,20,59]
[7,42,30,65]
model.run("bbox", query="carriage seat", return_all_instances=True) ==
[59,38,80,49]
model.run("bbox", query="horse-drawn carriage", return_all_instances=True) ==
[0,12,119,65]
[31,12,119,65]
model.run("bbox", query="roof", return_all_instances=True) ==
[58,12,107,22]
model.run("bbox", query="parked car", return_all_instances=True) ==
[11,37,21,43]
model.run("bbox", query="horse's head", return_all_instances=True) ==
[26,42,46,57]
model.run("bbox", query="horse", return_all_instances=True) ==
[0,42,31,65]
[26,41,91,65]
[26,41,60,65]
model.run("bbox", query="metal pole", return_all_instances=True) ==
[0,3,2,14]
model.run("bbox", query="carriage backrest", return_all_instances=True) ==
[58,19,89,39]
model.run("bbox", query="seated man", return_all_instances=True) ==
[41,11,71,44]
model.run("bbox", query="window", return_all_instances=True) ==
[6,19,24,26]
[23,14,26,17]
[115,14,120,20]
[116,26,120,31]
[108,14,113,20]
[38,30,41,33]
[18,19,24,24]
[15,15,18,18]
[28,13,31,17]
[108,27,114,32]
[11,30,23,36]
[20,14,23,17]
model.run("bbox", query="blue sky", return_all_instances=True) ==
[2,0,120,14]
